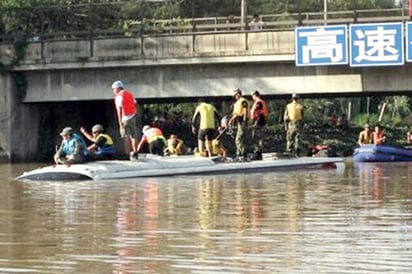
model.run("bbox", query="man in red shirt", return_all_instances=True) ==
[112,80,139,160]
[372,125,386,145]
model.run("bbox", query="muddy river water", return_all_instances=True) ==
[0,162,411,273]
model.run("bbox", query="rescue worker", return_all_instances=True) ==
[372,125,386,145]
[358,124,373,146]
[54,127,89,165]
[407,129,412,144]
[80,124,116,160]
[228,88,250,161]
[137,125,166,156]
[112,80,139,161]
[192,99,219,157]
[250,90,268,160]
[165,134,187,156]
[211,127,228,158]
[283,93,304,156]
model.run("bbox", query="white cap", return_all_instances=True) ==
[92,124,103,133]
[112,80,124,89]
[142,125,150,132]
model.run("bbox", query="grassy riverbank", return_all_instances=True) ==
[164,120,409,158]
[257,123,409,158]
[244,124,358,158]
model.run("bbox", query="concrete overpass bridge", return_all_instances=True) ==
[5,30,412,103]
[1,10,412,161]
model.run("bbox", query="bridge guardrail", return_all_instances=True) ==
[0,7,410,67]
[0,7,410,43]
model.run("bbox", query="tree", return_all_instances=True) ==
[0,0,399,35]
[328,0,395,10]
[381,96,412,122]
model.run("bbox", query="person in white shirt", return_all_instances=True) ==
[249,14,264,30]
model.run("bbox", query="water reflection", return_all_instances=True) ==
[197,177,222,230]
[356,162,412,205]
[0,163,412,273]
[114,184,141,273]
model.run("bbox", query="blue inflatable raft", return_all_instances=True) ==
[353,144,412,162]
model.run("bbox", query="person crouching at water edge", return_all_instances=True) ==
[54,127,89,165]
[165,134,187,156]
[80,124,116,160]
[136,125,167,156]
[211,129,228,158]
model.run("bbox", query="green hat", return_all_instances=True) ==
[233,88,242,97]
[60,127,73,136]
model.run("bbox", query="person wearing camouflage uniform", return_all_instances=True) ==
[229,89,250,161]
[284,93,304,156]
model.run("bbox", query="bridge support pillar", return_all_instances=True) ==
[0,73,40,162]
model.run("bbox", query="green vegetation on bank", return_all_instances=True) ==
[141,96,412,158]
[34,96,412,161]
[0,0,402,37]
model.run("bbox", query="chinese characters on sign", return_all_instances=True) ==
[295,25,348,66]
[296,23,405,67]
[350,23,403,67]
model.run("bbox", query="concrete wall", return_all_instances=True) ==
[1,31,295,69]
[19,59,412,104]
[21,63,365,103]
[0,75,10,160]
[0,74,40,162]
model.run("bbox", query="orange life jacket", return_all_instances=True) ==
[144,127,165,143]
[250,98,268,120]
[117,90,137,116]
[372,131,385,145]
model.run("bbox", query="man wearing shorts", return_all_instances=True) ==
[192,99,219,157]
[112,80,139,160]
